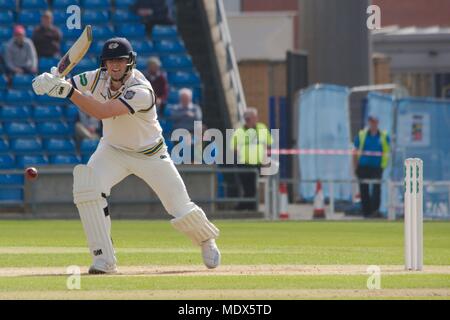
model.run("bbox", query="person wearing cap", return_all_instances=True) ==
[143,56,168,114]
[353,114,390,218]
[31,37,221,274]
[32,10,62,58]
[4,25,38,76]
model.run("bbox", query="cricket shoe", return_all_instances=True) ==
[88,262,118,275]
[201,239,221,269]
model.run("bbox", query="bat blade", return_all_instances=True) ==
[57,25,93,77]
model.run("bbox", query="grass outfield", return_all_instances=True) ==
[0,220,448,299]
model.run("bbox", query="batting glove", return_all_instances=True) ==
[32,72,74,99]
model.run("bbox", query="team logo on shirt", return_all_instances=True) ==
[80,73,87,86]
[124,90,136,100]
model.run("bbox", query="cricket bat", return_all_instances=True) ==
[56,25,93,77]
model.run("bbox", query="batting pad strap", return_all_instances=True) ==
[171,207,219,246]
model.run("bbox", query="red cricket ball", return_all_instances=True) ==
[25,167,38,180]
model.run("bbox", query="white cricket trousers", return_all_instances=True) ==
[87,139,197,218]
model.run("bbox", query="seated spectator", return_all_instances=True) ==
[167,88,202,133]
[132,0,174,36]
[32,11,62,58]
[143,56,169,115]
[4,25,38,76]
[75,111,101,143]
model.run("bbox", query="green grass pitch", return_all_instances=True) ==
[0,220,448,299]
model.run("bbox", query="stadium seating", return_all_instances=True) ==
[0,26,12,41]
[131,40,156,55]
[50,154,80,165]
[0,154,15,169]
[83,10,109,25]
[92,25,115,40]
[152,25,178,41]
[0,174,24,185]
[168,71,201,87]
[0,11,13,26]
[16,154,49,168]
[33,106,64,121]
[45,138,76,153]
[0,188,23,202]
[6,90,34,106]
[82,0,111,10]
[18,10,42,25]
[21,0,49,10]
[12,74,34,90]
[65,104,79,122]
[0,0,15,10]
[37,121,72,137]
[0,75,8,90]
[39,57,59,73]
[161,55,194,71]
[0,139,8,152]
[10,138,43,153]
[36,94,67,106]
[62,28,84,40]
[52,10,68,25]
[4,122,37,137]
[112,10,139,23]
[155,39,186,55]
[116,24,146,39]
[115,0,136,9]
[0,106,32,120]
[53,0,80,8]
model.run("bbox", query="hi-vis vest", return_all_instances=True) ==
[231,123,272,165]
[358,129,390,169]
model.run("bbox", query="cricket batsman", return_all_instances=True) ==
[31,37,221,274]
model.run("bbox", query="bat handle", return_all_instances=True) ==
[51,66,62,78]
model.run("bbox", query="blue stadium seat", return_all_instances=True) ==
[11,138,43,153]
[61,40,75,55]
[155,39,186,55]
[136,56,147,71]
[25,25,35,38]
[0,189,23,202]
[115,0,135,9]
[36,94,67,106]
[131,40,155,55]
[37,121,71,136]
[33,105,63,121]
[112,10,139,23]
[92,25,114,40]
[0,11,13,26]
[53,0,80,9]
[0,154,14,169]
[161,55,193,71]
[0,124,3,136]
[80,138,99,154]
[52,10,68,25]
[45,138,75,153]
[159,119,173,133]
[62,28,84,40]
[72,57,97,74]
[88,41,104,56]
[21,0,48,10]
[0,75,7,90]
[0,106,32,120]
[0,139,8,153]
[12,74,34,90]
[50,154,80,165]
[65,104,79,122]
[167,88,179,104]
[81,154,91,164]
[5,122,37,137]
[0,0,15,10]
[0,174,24,185]
[0,91,4,103]
[0,26,12,41]
[16,154,48,168]
[83,10,109,25]
[18,10,42,25]
[39,57,59,73]
[168,71,201,87]
[116,24,146,39]
[152,25,178,41]
[81,0,111,10]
